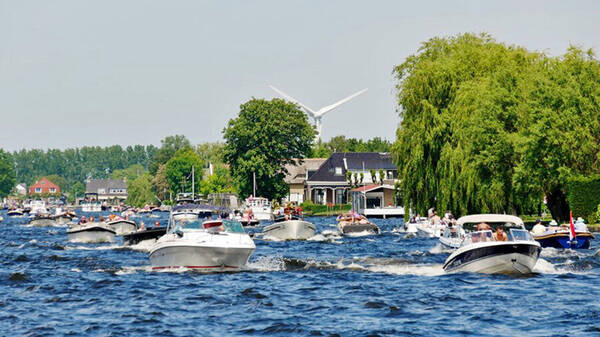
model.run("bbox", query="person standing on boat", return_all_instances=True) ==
[575,217,588,232]
[531,219,546,235]
[430,211,441,225]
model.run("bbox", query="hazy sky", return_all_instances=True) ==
[1,0,598,151]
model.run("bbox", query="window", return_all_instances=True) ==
[335,167,343,176]
[49,188,56,193]
[35,188,41,193]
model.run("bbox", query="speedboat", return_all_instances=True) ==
[263,214,316,240]
[443,214,541,275]
[51,208,75,225]
[7,209,25,217]
[532,225,594,249]
[123,226,167,246]
[28,214,57,227]
[81,202,102,212]
[439,225,466,249]
[416,220,447,238]
[149,209,255,271]
[336,212,380,235]
[244,197,273,222]
[67,222,116,243]
[106,218,137,235]
[29,200,48,215]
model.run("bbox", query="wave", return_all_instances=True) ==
[65,244,123,251]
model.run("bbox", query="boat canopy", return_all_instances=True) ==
[456,214,524,227]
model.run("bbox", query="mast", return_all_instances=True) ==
[191,165,195,199]
[253,171,256,197]
[362,161,366,212]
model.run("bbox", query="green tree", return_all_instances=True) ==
[126,173,155,207]
[196,142,225,167]
[68,181,85,203]
[149,135,192,175]
[152,164,170,202]
[0,150,16,198]
[200,166,236,196]
[111,164,146,182]
[223,98,316,200]
[165,149,203,196]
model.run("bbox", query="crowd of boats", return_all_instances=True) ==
[2,197,595,275]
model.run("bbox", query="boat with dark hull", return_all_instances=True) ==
[533,231,594,249]
[123,227,167,246]
[443,214,541,275]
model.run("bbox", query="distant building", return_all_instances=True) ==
[29,177,60,195]
[283,158,327,203]
[85,179,128,203]
[305,152,398,205]
[15,183,27,196]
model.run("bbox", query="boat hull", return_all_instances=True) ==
[29,218,58,227]
[533,232,594,249]
[251,210,272,222]
[67,224,116,243]
[107,220,137,235]
[263,220,315,240]
[439,236,462,249]
[338,222,380,235]
[444,242,541,275]
[123,227,167,246]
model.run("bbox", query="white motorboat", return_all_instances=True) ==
[439,225,466,249]
[7,209,25,217]
[29,200,48,215]
[149,211,255,271]
[81,202,102,212]
[244,197,273,222]
[172,207,201,222]
[263,215,316,240]
[416,220,447,238]
[336,212,380,235]
[443,214,541,275]
[106,219,137,235]
[28,215,57,227]
[67,222,116,243]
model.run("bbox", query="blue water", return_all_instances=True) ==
[2,211,600,336]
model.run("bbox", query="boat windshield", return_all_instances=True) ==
[464,230,494,245]
[170,218,246,234]
[509,228,533,241]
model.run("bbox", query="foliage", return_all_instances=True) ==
[68,182,85,203]
[369,169,376,184]
[0,150,16,198]
[566,175,600,223]
[126,173,155,207]
[111,164,146,182]
[223,98,316,200]
[151,164,169,202]
[311,136,391,158]
[165,149,203,195]
[43,174,69,192]
[196,142,225,167]
[149,135,192,175]
[12,145,157,187]
[392,33,600,221]
[200,165,236,196]
[300,200,351,215]
[378,169,385,184]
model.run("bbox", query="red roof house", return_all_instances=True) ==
[29,177,61,195]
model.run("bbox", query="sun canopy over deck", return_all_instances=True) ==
[456,214,524,227]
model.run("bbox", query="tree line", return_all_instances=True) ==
[393,33,600,222]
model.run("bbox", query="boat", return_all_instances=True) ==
[149,207,255,271]
[7,208,25,217]
[29,200,48,215]
[416,219,447,238]
[123,226,167,246]
[106,218,138,235]
[336,212,380,235]
[171,204,201,222]
[234,209,260,227]
[532,219,594,249]
[244,197,273,222]
[263,207,315,240]
[52,208,75,225]
[439,225,466,249]
[67,222,116,243]
[81,202,102,212]
[443,214,541,275]
[28,214,57,227]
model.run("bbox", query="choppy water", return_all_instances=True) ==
[2,211,600,336]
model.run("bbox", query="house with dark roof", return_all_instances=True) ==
[283,158,327,203]
[85,179,128,203]
[306,152,398,205]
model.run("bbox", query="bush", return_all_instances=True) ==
[596,204,600,224]
[566,175,600,223]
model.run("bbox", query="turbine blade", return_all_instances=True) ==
[316,88,368,117]
[269,85,316,116]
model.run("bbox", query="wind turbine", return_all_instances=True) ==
[269,85,368,141]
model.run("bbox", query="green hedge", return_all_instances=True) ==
[300,201,351,215]
[566,175,600,223]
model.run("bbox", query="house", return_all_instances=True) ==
[306,152,398,205]
[283,158,327,203]
[29,177,60,195]
[15,183,27,196]
[85,179,128,203]
[350,184,404,218]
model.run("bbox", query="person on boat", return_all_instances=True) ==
[531,219,547,235]
[476,222,491,231]
[430,211,441,225]
[138,222,146,231]
[154,221,160,227]
[575,217,588,232]
[99,216,105,223]
[493,227,508,241]
[89,216,95,223]
[79,215,87,224]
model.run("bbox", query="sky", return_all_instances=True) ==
[1,0,598,151]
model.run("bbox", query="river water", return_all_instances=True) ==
[2,212,600,336]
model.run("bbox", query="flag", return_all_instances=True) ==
[569,211,577,241]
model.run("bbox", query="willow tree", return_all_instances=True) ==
[223,98,316,200]
[392,33,542,217]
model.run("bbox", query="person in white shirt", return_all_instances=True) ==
[531,219,547,235]
[574,217,588,232]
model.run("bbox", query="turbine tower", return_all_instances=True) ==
[269,85,367,141]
